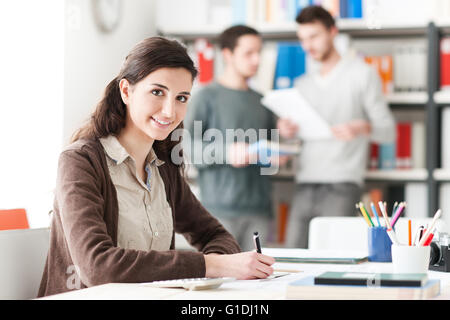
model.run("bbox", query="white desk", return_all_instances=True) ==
[39,259,450,300]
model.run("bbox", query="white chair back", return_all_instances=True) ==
[0,228,50,299]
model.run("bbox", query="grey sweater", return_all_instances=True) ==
[294,53,396,185]
[184,82,277,218]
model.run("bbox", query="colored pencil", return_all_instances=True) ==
[356,204,372,227]
[359,202,374,227]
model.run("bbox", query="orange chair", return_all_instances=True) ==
[0,209,29,231]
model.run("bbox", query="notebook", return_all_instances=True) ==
[314,271,428,287]
[286,276,440,300]
[263,248,368,264]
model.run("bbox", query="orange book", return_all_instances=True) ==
[277,203,289,243]
[0,208,29,231]
[369,189,383,213]
[379,55,393,94]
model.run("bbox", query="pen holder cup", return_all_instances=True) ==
[368,227,392,262]
[391,245,430,274]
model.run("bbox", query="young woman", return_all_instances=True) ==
[38,37,275,297]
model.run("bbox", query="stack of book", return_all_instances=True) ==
[231,0,363,26]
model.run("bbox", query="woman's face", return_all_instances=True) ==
[119,67,192,142]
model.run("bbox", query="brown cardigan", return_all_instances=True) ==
[37,138,240,297]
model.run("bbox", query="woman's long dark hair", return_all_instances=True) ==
[71,37,198,168]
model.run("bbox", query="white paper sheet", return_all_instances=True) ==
[261,88,333,141]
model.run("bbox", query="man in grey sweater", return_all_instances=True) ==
[185,25,291,251]
[284,6,396,248]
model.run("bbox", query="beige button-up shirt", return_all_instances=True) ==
[100,135,173,251]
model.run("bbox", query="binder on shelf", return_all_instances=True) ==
[273,42,306,89]
[396,123,412,169]
[277,203,289,244]
[442,107,450,169]
[440,37,450,90]
[405,183,427,218]
[412,121,425,169]
[379,143,396,169]
[369,143,379,170]
[339,0,363,18]
[195,39,214,85]
[231,0,247,24]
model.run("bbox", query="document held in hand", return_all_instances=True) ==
[261,88,333,141]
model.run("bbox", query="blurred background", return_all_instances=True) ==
[1,0,450,248]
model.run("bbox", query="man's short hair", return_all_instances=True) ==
[296,5,336,29]
[218,25,260,51]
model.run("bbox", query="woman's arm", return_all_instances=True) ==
[171,163,241,254]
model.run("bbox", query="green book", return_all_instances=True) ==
[314,271,428,287]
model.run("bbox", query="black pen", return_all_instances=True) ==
[253,231,262,253]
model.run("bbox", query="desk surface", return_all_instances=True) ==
[39,258,450,300]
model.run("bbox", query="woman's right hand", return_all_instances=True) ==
[204,251,275,280]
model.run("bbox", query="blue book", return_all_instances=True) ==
[348,0,363,18]
[340,0,349,18]
[296,0,312,17]
[287,0,298,21]
[274,43,294,89]
[379,143,396,169]
[291,44,306,85]
[274,43,306,89]
[231,0,246,24]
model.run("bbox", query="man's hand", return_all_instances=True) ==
[227,142,257,168]
[331,119,371,141]
[277,118,299,139]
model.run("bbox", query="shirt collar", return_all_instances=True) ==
[100,135,164,167]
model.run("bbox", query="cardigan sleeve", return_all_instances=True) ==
[55,148,207,287]
[171,164,241,254]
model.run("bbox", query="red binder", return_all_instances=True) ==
[396,123,412,169]
[441,37,450,89]
[369,143,379,170]
[195,38,214,85]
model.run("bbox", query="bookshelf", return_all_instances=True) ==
[161,21,446,219]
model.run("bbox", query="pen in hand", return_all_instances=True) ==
[253,231,262,253]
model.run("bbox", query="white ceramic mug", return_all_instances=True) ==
[391,245,430,274]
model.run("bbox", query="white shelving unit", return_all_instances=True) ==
[386,92,428,105]
[434,90,450,104]
[365,168,428,181]
[433,169,450,181]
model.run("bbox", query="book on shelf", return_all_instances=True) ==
[393,43,427,92]
[194,39,214,86]
[440,37,450,90]
[286,274,440,300]
[443,107,450,169]
[364,55,393,95]
[273,42,306,89]
[369,122,425,171]
[229,0,363,26]
[404,183,427,218]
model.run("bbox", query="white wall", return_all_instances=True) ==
[64,0,157,145]
[0,0,64,228]
[0,0,157,229]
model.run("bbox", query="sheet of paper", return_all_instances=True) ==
[261,88,334,141]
